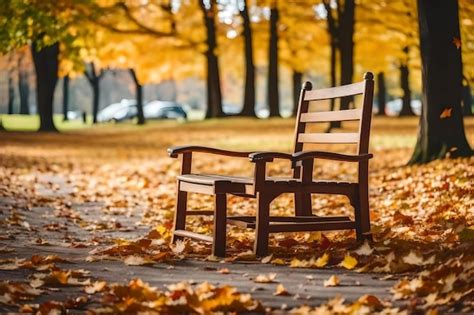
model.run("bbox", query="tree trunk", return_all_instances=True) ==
[410,0,472,164]
[7,72,14,115]
[200,0,224,118]
[62,75,69,121]
[377,72,386,115]
[462,81,472,116]
[18,64,30,115]
[339,0,355,111]
[129,69,145,125]
[84,63,103,124]
[399,47,414,116]
[267,6,280,117]
[239,0,256,117]
[328,38,341,129]
[292,71,302,116]
[31,42,58,132]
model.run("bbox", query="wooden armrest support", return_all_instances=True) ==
[249,151,293,162]
[168,145,253,158]
[292,151,373,167]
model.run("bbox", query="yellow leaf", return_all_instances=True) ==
[315,253,329,268]
[271,258,285,265]
[85,281,107,294]
[340,254,358,270]
[274,284,291,296]
[323,275,340,287]
[123,255,154,266]
[254,273,277,283]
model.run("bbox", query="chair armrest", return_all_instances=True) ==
[292,151,373,164]
[249,151,293,162]
[168,145,252,158]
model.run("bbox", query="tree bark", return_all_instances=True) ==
[462,79,472,116]
[399,47,414,116]
[7,71,14,115]
[328,37,341,129]
[18,56,30,115]
[84,63,103,124]
[292,71,302,117]
[129,69,145,125]
[410,0,472,164]
[239,0,256,117]
[339,0,355,111]
[377,72,386,116]
[200,0,224,118]
[62,75,69,121]
[267,6,280,117]
[31,42,59,132]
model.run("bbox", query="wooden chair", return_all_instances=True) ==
[168,72,375,257]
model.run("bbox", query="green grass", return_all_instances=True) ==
[0,114,91,131]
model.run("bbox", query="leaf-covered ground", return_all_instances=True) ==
[1,117,473,313]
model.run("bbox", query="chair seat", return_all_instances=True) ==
[177,174,301,185]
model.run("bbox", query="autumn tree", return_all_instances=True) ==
[323,0,355,112]
[17,49,31,115]
[0,0,96,131]
[84,63,105,124]
[267,1,280,117]
[410,0,472,163]
[129,69,145,125]
[239,0,256,117]
[199,0,224,118]
[62,75,70,121]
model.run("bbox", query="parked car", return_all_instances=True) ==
[144,101,187,120]
[385,99,422,116]
[97,99,136,122]
[97,100,187,122]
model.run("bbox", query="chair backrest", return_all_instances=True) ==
[292,72,375,157]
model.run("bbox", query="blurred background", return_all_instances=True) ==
[0,0,472,130]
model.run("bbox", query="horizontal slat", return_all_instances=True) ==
[227,215,352,229]
[173,230,213,243]
[300,109,362,123]
[304,82,365,101]
[268,220,355,233]
[298,133,359,144]
[186,210,214,216]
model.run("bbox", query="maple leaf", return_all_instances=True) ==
[84,281,107,294]
[354,241,373,256]
[323,275,340,287]
[440,107,452,119]
[274,284,291,296]
[340,254,358,270]
[452,37,461,49]
[123,255,154,266]
[254,273,277,283]
[402,251,424,266]
[315,253,329,268]
[170,239,186,255]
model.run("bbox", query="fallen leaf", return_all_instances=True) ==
[340,254,358,270]
[254,273,277,283]
[123,255,154,266]
[440,108,452,119]
[323,275,340,287]
[274,283,291,296]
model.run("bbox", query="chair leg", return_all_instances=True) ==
[212,193,227,257]
[294,192,312,216]
[254,193,271,257]
[351,190,372,242]
[172,183,187,243]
